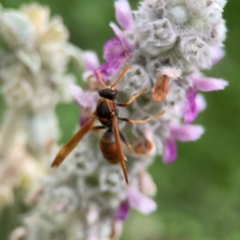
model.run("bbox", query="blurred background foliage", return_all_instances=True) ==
[0,0,240,240]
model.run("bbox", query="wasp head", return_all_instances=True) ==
[98,88,118,100]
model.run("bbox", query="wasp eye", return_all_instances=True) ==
[110,89,118,98]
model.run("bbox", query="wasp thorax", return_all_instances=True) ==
[99,88,118,99]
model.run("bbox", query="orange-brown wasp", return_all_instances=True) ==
[51,66,164,184]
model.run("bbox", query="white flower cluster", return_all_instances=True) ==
[11,0,228,240]
[0,3,82,156]
[117,0,227,158]
[11,133,127,240]
[0,3,82,207]
[0,3,77,110]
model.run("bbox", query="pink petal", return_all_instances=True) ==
[96,58,124,81]
[69,84,98,111]
[83,51,100,71]
[111,221,123,240]
[87,234,98,240]
[128,187,157,214]
[103,37,124,61]
[69,83,83,101]
[196,94,207,113]
[80,109,94,126]
[170,124,205,142]
[114,0,133,30]
[184,87,197,124]
[211,46,225,65]
[191,76,228,92]
[110,22,132,52]
[139,170,157,196]
[114,200,130,221]
[163,138,177,163]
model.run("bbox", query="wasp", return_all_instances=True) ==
[51,66,164,184]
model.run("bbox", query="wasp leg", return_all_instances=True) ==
[90,126,107,133]
[117,89,146,107]
[91,126,107,130]
[96,70,107,88]
[118,111,165,124]
[110,66,132,88]
[111,113,129,184]
[119,131,133,153]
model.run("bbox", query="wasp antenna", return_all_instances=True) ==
[96,70,107,88]
[110,66,132,88]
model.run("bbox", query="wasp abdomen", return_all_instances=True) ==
[99,129,119,164]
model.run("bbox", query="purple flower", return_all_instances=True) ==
[97,37,128,80]
[96,15,133,80]
[128,187,157,214]
[114,0,133,30]
[183,90,207,124]
[196,94,207,113]
[79,109,94,127]
[83,51,100,72]
[211,46,225,65]
[69,83,98,126]
[114,200,129,221]
[86,234,98,240]
[97,59,121,81]
[170,124,204,142]
[114,187,157,221]
[190,75,228,92]
[183,74,227,124]
[163,124,204,163]
[97,37,132,80]
[184,87,197,124]
[69,84,98,111]
[110,23,132,52]
[139,169,157,196]
[163,138,177,163]
[103,37,126,62]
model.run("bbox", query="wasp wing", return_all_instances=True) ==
[52,114,96,168]
[112,114,129,185]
